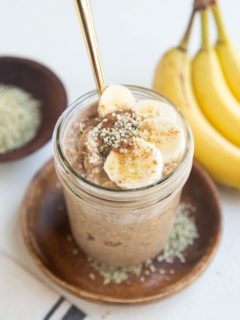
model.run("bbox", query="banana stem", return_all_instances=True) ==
[179,9,196,51]
[201,9,211,50]
[211,2,228,43]
[194,0,215,10]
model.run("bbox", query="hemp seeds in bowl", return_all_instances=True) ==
[0,56,67,162]
[0,84,42,154]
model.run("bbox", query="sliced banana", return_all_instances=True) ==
[139,117,185,164]
[98,85,136,117]
[103,138,163,189]
[133,99,177,121]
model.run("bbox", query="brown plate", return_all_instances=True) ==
[0,56,67,162]
[21,160,221,304]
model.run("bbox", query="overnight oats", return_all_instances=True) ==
[53,85,194,267]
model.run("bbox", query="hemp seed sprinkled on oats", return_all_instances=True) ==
[159,269,166,275]
[90,111,140,154]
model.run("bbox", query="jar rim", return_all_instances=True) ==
[53,85,194,195]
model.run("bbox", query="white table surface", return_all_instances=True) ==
[0,0,240,319]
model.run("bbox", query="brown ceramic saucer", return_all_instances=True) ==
[21,159,221,304]
[0,56,67,162]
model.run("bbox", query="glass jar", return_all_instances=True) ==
[53,86,194,267]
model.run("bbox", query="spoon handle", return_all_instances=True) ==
[74,0,106,94]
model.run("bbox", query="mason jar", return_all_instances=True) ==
[53,85,194,267]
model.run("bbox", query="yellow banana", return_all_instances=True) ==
[192,8,240,147]
[211,2,240,102]
[153,44,240,188]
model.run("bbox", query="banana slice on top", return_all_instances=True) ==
[139,117,185,164]
[132,99,177,121]
[104,138,163,189]
[98,85,136,117]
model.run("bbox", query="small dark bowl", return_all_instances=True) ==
[0,56,68,162]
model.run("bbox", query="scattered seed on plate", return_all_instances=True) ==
[66,235,72,242]
[89,273,96,280]
[72,248,79,255]
[157,203,198,264]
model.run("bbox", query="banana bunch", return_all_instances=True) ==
[153,1,240,189]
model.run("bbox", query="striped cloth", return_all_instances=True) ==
[0,253,91,320]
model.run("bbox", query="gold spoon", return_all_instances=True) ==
[74,0,106,95]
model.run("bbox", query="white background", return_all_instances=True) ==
[0,0,240,319]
